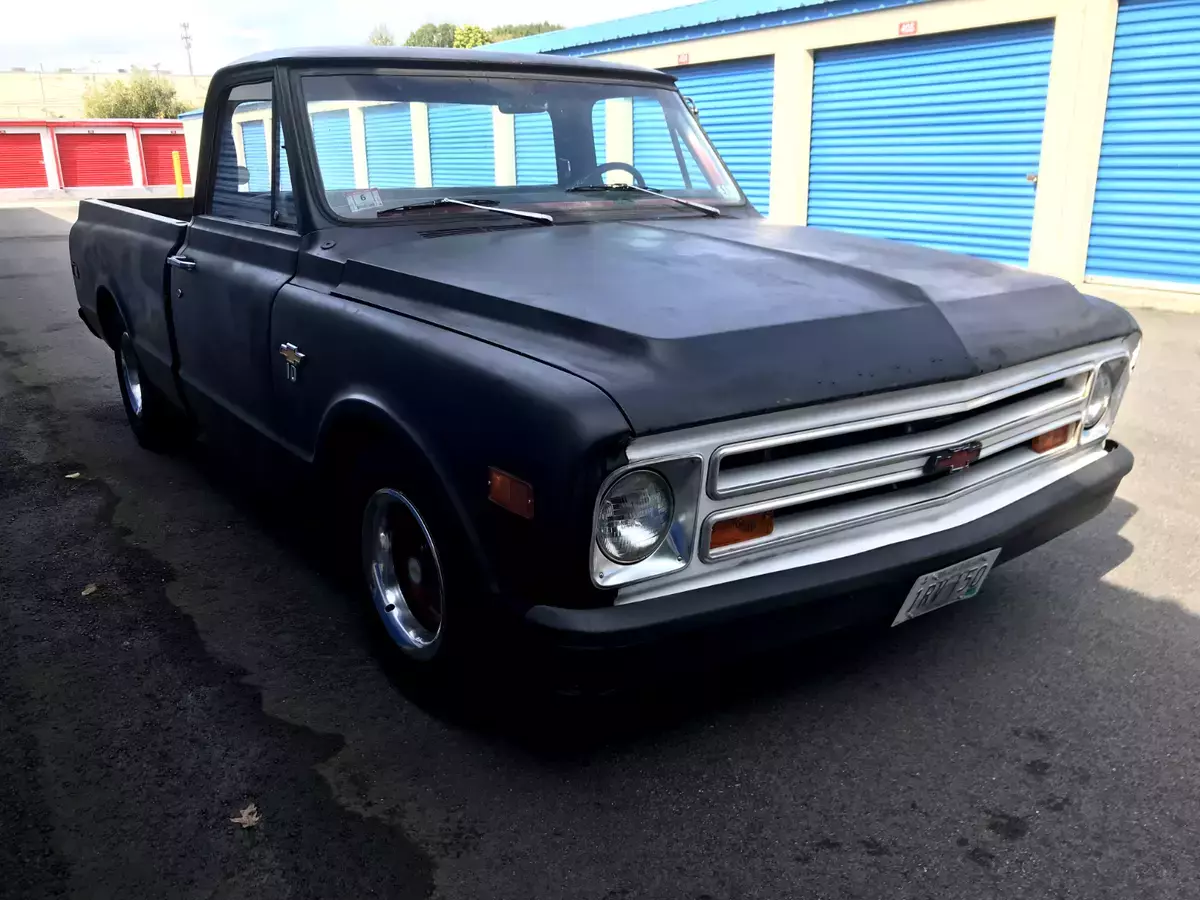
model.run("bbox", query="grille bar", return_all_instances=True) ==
[715,380,1086,498]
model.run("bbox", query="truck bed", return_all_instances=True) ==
[101,196,194,220]
[70,198,190,406]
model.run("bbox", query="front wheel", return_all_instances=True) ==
[115,329,190,452]
[361,487,448,662]
[341,445,485,697]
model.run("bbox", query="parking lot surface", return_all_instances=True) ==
[2,207,1199,899]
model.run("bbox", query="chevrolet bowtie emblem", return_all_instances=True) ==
[279,343,305,382]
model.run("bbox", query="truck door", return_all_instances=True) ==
[168,78,300,443]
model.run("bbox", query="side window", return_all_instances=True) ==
[210,82,294,227]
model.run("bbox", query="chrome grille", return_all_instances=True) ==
[605,336,1136,605]
[710,367,1093,501]
[701,362,1099,560]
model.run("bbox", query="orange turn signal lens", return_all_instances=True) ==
[1031,423,1074,454]
[488,468,534,519]
[710,512,774,550]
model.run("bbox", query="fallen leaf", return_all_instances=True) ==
[81,584,98,597]
[65,472,82,479]
[230,803,261,829]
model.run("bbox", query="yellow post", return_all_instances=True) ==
[172,150,184,197]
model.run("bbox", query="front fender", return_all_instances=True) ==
[272,284,632,609]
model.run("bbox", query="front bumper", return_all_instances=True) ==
[525,441,1132,652]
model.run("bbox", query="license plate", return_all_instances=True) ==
[892,548,1002,627]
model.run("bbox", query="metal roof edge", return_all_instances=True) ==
[493,0,929,55]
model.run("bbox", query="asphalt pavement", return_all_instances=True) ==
[2,206,1199,900]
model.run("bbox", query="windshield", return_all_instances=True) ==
[298,72,745,220]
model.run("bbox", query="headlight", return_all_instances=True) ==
[1084,365,1115,429]
[596,469,673,564]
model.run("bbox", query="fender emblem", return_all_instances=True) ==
[925,441,982,474]
[279,343,305,383]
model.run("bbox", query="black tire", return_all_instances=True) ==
[339,439,483,697]
[114,326,190,452]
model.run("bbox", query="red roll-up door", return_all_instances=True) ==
[57,133,133,187]
[140,133,191,185]
[0,133,49,188]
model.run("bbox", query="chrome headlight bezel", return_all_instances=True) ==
[1080,332,1139,445]
[596,469,674,564]
[590,456,702,589]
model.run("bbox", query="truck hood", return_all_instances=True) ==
[333,218,1136,434]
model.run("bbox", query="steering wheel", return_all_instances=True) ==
[566,161,647,189]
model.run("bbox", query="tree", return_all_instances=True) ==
[82,69,187,119]
[452,25,491,49]
[367,23,395,46]
[404,23,457,48]
[489,21,562,42]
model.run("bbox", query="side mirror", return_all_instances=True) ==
[683,96,699,118]
[236,165,250,187]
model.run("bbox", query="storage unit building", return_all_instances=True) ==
[487,0,1200,309]
[0,118,190,194]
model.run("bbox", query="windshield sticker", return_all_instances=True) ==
[716,184,739,201]
[346,189,383,212]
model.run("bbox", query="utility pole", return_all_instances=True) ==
[37,63,47,114]
[180,22,194,83]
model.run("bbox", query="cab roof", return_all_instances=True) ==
[221,46,674,84]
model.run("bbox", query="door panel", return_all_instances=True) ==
[809,21,1053,266]
[0,134,48,188]
[58,133,133,187]
[515,111,556,184]
[142,133,191,185]
[311,109,356,190]
[169,216,299,438]
[1086,0,1200,284]
[428,104,495,186]
[364,103,415,188]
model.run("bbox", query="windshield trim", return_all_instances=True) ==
[288,65,747,229]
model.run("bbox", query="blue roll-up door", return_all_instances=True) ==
[1086,0,1200,284]
[671,57,775,213]
[311,109,355,190]
[515,112,556,184]
[365,103,415,188]
[633,98,706,190]
[429,104,495,187]
[809,22,1053,266]
[239,120,269,192]
[279,132,292,193]
[592,102,607,164]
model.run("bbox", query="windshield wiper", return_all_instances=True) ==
[565,182,721,217]
[376,197,554,226]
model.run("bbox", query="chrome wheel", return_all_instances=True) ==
[362,488,445,660]
[119,333,143,418]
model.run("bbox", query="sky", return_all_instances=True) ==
[0,0,688,74]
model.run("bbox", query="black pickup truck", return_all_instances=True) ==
[71,47,1138,683]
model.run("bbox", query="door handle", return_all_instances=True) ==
[167,255,197,271]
